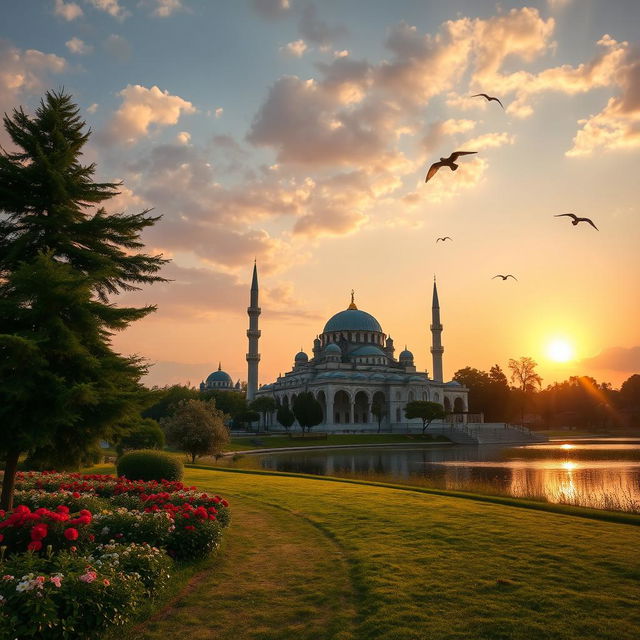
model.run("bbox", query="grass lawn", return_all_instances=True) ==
[93,465,640,640]
[226,433,449,451]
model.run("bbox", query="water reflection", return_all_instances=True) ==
[250,443,640,512]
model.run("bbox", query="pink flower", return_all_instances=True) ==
[103,579,110,586]
[79,571,97,583]
[50,576,62,588]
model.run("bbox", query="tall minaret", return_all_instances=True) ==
[246,261,261,401]
[430,277,444,382]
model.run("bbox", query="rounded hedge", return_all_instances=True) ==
[116,450,184,482]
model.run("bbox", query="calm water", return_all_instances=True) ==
[242,438,640,511]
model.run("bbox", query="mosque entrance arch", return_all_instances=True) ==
[333,390,350,424]
[443,397,451,413]
[354,391,369,424]
[453,397,465,413]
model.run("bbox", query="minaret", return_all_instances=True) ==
[246,261,261,401]
[430,277,444,382]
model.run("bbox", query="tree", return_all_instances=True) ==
[0,91,166,509]
[508,357,542,425]
[276,404,296,431]
[371,399,387,433]
[161,399,229,463]
[292,392,323,433]
[143,385,199,422]
[508,357,542,392]
[405,401,445,433]
[250,396,277,430]
[114,418,165,456]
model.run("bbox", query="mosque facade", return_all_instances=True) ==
[251,266,470,431]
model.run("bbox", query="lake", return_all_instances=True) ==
[231,438,640,512]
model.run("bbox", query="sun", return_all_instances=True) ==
[546,339,575,363]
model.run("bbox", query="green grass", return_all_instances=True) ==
[87,463,640,640]
[226,433,449,451]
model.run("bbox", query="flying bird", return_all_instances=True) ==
[471,93,505,109]
[492,274,518,281]
[425,151,477,183]
[436,237,452,243]
[554,213,598,230]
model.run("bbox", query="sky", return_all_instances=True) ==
[1,0,639,390]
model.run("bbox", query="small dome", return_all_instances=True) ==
[295,351,308,362]
[324,343,342,354]
[399,349,414,360]
[445,380,462,386]
[350,345,386,357]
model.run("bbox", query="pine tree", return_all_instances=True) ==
[0,91,167,509]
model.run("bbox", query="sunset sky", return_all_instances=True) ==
[2,0,639,389]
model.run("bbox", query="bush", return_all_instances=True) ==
[92,509,173,547]
[12,490,107,514]
[116,450,183,482]
[167,518,223,561]
[115,418,165,456]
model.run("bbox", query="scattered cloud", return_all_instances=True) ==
[102,84,196,144]
[298,3,346,47]
[580,346,640,373]
[103,34,132,62]
[87,102,98,113]
[281,39,308,58]
[65,37,93,55]
[0,40,66,115]
[214,107,223,118]
[54,0,83,20]
[422,156,489,203]
[86,0,128,20]
[463,131,515,150]
[250,0,291,20]
[145,0,186,18]
[175,131,191,145]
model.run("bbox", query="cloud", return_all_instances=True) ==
[298,3,346,47]
[87,102,98,113]
[250,0,290,20]
[54,0,83,20]
[103,34,132,62]
[86,0,128,20]
[102,84,196,144]
[214,107,223,118]
[65,37,93,55]
[423,156,489,203]
[0,40,67,116]
[566,38,640,156]
[281,39,308,58]
[175,131,191,145]
[580,346,640,373]
[462,131,515,150]
[146,0,185,17]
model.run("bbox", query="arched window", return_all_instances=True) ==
[396,407,401,422]
[408,391,415,402]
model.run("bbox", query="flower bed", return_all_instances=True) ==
[0,471,230,638]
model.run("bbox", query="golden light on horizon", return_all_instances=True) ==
[560,444,575,450]
[546,338,575,363]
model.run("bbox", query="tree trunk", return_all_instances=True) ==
[191,452,196,464]
[1,448,21,511]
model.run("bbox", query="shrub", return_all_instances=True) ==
[116,450,183,482]
[0,551,144,639]
[92,509,173,547]
[13,490,107,514]
[167,518,223,561]
[115,418,165,456]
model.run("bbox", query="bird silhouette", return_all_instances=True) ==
[425,151,477,183]
[436,237,452,243]
[554,213,598,230]
[492,274,517,281]
[471,93,504,109]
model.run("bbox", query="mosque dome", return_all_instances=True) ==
[399,348,414,360]
[294,351,308,362]
[323,291,383,334]
[205,364,232,386]
[324,343,342,354]
[350,345,386,357]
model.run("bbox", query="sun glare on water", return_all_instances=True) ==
[546,339,575,362]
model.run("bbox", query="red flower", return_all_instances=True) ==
[88,534,95,542]
[64,527,79,541]
[30,523,48,541]
[184,525,195,531]
[0,534,3,542]
[27,540,43,552]
[72,492,81,498]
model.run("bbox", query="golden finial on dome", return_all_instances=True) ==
[348,289,358,310]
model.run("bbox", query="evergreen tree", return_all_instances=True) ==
[292,392,323,433]
[0,91,167,508]
[276,404,295,431]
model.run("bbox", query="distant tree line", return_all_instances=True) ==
[453,359,640,431]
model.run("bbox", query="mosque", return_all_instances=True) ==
[201,263,470,431]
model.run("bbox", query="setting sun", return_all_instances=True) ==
[546,339,575,362]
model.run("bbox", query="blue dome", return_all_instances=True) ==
[399,349,414,360]
[295,351,308,362]
[323,343,342,354]
[323,308,382,333]
[445,380,462,387]
[206,369,232,385]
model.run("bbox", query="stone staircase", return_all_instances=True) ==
[429,423,547,445]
